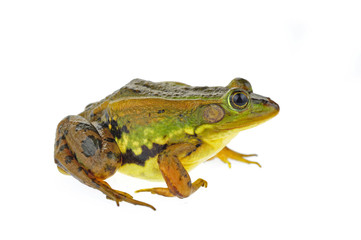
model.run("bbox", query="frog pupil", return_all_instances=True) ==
[231,92,248,109]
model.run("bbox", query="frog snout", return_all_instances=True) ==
[267,98,280,112]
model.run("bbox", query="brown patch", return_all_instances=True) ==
[203,104,225,123]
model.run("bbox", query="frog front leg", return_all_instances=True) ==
[213,146,261,168]
[136,143,208,198]
[54,115,155,210]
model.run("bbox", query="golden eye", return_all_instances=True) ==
[230,91,249,109]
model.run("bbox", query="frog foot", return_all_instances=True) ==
[136,179,208,198]
[103,187,156,210]
[214,146,260,168]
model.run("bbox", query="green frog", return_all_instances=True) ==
[54,78,279,210]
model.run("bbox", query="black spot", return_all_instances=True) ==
[77,167,89,175]
[179,114,184,118]
[104,164,116,173]
[106,151,117,160]
[81,136,102,157]
[187,180,192,187]
[110,120,122,139]
[65,155,74,164]
[185,150,194,157]
[99,121,109,129]
[184,143,202,157]
[157,109,165,114]
[55,138,61,147]
[110,119,118,128]
[120,125,129,133]
[122,143,167,166]
[104,137,116,142]
[59,144,69,152]
[75,122,97,132]
[109,120,129,140]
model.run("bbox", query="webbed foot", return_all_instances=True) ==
[212,146,260,168]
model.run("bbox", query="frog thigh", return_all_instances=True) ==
[54,115,155,210]
[136,143,207,198]
[55,115,120,178]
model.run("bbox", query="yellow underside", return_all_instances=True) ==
[118,130,239,182]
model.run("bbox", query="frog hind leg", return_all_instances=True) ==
[210,146,260,168]
[136,143,208,198]
[54,115,155,210]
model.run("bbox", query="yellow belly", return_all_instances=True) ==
[118,156,164,181]
[118,131,239,181]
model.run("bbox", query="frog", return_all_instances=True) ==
[54,78,279,210]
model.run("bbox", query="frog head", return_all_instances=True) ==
[195,78,279,140]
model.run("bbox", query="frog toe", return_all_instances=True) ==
[136,187,175,197]
[105,190,156,210]
[215,147,261,168]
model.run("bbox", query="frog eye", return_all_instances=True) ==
[229,91,249,110]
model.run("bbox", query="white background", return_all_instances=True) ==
[1,0,360,239]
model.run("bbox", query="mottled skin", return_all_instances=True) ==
[54,78,279,210]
